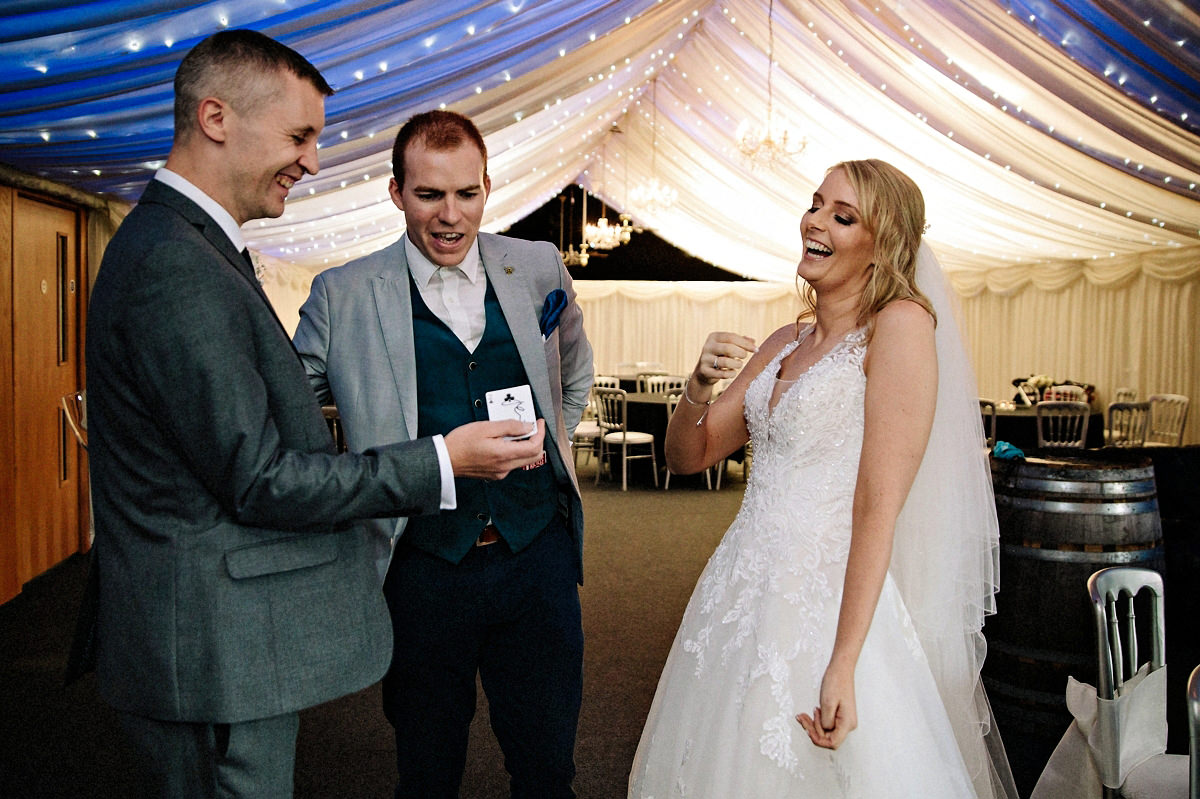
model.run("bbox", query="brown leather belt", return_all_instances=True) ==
[475,524,501,547]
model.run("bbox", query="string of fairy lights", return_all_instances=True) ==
[1,0,1196,280]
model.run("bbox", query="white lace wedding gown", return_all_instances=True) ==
[628,328,979,798]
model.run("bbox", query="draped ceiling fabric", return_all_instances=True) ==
[2,0,1198,439]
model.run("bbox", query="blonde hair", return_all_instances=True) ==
[797,159,934,334]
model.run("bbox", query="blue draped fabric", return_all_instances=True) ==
[0,0,1196,278]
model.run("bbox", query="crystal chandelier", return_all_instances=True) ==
[558,192,588,267]
[584,212,628,250]
[630,78,677,216]
[737,0,805,167]
[583,143,633,251]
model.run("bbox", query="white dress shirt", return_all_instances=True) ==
[404,234,487,352]
[154,168,246,253]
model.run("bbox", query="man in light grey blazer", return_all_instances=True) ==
[82,33,544,799]
[293,110,593,798]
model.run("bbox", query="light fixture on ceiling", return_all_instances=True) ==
[629,78,678,216]
[559,190,589,267]
[736,0,805,167]
[584,146,634,251]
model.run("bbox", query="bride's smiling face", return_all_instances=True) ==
[797,168,875,293]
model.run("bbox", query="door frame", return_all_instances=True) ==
[0,186,89,603]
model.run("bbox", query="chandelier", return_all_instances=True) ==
[629,78,677,216]
[582,142,634,254]
[560,183,633,266]
[584,185,632,251]
[558,191,589,266]
[737,0,805,167]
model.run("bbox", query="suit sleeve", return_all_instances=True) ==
[114,244,440,531]
[552,255,593,435]
[293,272,334,406]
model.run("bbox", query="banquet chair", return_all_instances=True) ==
[571,388,603,467]
[635,370,670,392]
[1089,568,1186,799]
[714,439,752,490]
[1106,402,1150,448]
[1115,387,1139,403]
[593,386,657,491]
[1017,381,1041,405]
[643,374,687,394]
[592,375,620,390]
[1035,400,1091,448]
[979,399,998,449]
[1030,568,1187,798]
[663,390,713,490]
[1146,394,1190,447]
[1045,384,1087,402]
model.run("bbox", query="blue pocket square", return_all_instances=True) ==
[540,289,567,338]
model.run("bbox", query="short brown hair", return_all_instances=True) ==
[173,29,332,139]
[391,110,488,191]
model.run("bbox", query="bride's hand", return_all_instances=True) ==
[694,332,757,387]
[796,667,857,750]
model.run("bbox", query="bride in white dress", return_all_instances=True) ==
[628,160,1018,798]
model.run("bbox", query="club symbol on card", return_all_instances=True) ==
[500,393,530,422]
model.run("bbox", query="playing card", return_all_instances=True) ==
[485,384,537,439]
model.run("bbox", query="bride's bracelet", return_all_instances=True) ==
[682,378,715,427]
[682,378,714,408]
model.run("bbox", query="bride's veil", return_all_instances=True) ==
[890,242,1019,799]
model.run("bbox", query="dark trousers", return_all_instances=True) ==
[116,709,299,798]
[382,517,583,799]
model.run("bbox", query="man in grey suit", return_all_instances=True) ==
[84,32,544,798]
[293,110,593,798]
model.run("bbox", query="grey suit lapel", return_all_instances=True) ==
[371,240,420,440]
[480,238,557,437]
[145,181,297,351]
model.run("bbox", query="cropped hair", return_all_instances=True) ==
[173,29,332,139]
[391,110,488,190]
[798,159,935,333]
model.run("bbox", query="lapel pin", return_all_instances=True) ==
[504,266,514,274]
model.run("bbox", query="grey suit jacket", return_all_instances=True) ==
[85,180,444,723]
[293,233,593,577]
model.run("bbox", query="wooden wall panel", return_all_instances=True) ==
[0,186,14,604]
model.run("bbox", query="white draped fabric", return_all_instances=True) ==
[259,259,1198,445]
[8,0,1195,443]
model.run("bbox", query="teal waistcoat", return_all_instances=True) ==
[404,275,558,563]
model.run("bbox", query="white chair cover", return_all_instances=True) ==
[1031,665,1186,798]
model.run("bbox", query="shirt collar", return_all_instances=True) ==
[154,168,246,253]
[404,233,482,288]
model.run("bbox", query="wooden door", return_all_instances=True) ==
[11,194,84,586]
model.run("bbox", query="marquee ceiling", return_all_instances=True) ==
[2,0,1198,282]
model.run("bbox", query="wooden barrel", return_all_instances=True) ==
[983,455,1164,792]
